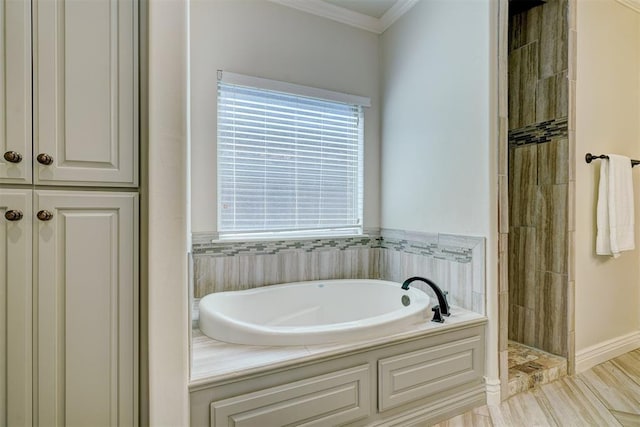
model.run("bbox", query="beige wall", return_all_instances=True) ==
[189,0,381,233]
[379,0,499,398]
[379,0,494,236]
[575,0,640,352]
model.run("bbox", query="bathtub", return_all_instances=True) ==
[198,279,432,346]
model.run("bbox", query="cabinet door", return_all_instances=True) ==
[35,190,138,427]
[210,365,371,427]
[34,0,138,186]
[378,332,484,411]
[0,189,33,426]
[0,0,32,184]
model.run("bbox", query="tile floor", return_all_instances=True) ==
[432,348,640,426]
[508,341,567,396]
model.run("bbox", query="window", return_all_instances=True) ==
[217,72,368,238]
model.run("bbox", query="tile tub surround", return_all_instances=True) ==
[191,229,485,314]
[190,306,486,386]
[378,230,485,315]
[191,235,379,296]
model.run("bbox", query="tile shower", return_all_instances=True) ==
[507,0,570,392]
[191,229,485,316]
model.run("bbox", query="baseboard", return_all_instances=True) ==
[575,331,640,373]
[484,377,501,406]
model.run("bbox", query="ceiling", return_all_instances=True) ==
[269,0,417,34]
[322,0,399,19]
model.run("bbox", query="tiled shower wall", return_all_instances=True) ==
[509,0,568,129]
[508,0,569,357]
[192,229,485,314]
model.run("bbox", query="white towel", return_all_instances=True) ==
[596,154,635,258]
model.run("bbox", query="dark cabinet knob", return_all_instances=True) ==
[37,210,53,221]
[3,151,23,163]
[4,210,24,221]
[36,153,54,165]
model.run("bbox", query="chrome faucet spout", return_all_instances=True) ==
[401,276,451,317]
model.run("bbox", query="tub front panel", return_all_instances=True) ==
[189,323,487,427]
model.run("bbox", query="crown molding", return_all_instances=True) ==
[269,0,382,33]
[379,0,419,32]
[616,0,640,13]
[268,0,418,34]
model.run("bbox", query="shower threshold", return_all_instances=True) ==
[508,340,567,396]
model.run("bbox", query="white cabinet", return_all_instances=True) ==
[2,0,138,187]
[35,190,138,426]
[0,190,33,426]
[1,0,140,424]
[1,190,139,427]
[34,0,138,186]
[0,0,32,184]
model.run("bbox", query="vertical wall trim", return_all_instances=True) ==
[497,0,510,403]
[567,0,577,376]
[138,0,149,423]
[147,0,190,424]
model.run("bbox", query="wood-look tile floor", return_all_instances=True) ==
[431,349,640,426]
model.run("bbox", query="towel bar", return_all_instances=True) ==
[585,153,640,167]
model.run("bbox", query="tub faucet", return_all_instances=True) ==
[401,276,451,318]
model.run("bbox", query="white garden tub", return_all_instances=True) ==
[198,279,431,346]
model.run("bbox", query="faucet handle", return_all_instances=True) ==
[441,291,451,316]
[431,305,445,323]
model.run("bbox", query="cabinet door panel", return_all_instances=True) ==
[378,333,483,411]
[0,0,32,184]
[0,189,32,426]
[35,191,138,427]
[35,0,138,186]
[210,365,371,427]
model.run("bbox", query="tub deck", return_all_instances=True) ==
[190,305,486,388]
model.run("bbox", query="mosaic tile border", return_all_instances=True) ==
[191,228,480,265]
[508,117,568,146]
[379,233,473,263]
[191,233,379,257]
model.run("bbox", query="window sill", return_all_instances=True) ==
[212,232,369,244]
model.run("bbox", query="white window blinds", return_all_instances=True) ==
[217,77,365,236]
